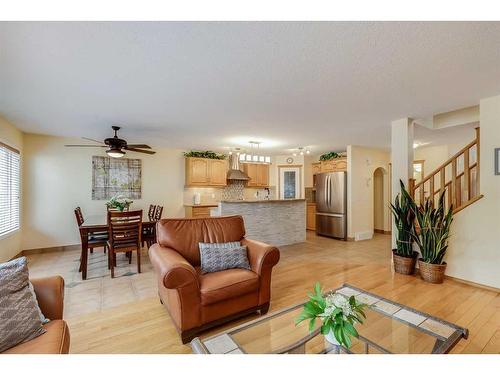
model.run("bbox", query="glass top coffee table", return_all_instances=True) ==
[191,284,468,354]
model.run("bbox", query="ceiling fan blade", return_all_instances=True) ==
[82,137,104,144]
[65,145,107,147]
[125,147,156,155]
[126,144,151,149]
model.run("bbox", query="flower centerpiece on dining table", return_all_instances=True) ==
[295,282,367,348]
[105,194,133,212]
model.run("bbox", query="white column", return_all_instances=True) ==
[391,118,414,248]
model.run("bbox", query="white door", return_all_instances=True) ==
[279,167,301,199]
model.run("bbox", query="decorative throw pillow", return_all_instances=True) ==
[199,241,251,274]
[0,257,46,353]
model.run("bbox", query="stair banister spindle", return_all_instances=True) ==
[451,158,457,208]
[464,146,470,202]
[440,167,446,197]
[475,127,480,195]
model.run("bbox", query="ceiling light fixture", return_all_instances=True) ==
[106,148,125,158]
[293,147,310,156]
[238,142,271,164]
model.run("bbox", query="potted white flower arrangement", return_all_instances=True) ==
[295,283,367,348]
[105,194,133,212]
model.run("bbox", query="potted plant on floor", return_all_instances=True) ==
[389,180,418,275]
[295,283,367,349]
[410,191,453,284]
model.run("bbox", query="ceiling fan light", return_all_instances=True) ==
[106,148,125,158]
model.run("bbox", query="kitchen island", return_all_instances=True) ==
[218,199,306,247]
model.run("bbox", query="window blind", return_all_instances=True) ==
[0,142,20,236]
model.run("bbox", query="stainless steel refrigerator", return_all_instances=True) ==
[315,171,347,239]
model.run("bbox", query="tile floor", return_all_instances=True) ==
[26,246,157,318]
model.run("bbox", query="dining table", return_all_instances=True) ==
[78,214,156,280]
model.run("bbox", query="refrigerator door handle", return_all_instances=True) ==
[327,175,331,208]
[324,175,329,207]
[328,174,332,207]
[316,212,344,218]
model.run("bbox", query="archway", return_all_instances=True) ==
[373,167,388,233]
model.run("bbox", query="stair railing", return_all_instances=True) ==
[409,127,482,214]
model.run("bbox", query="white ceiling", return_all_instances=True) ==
[1,22,500,154]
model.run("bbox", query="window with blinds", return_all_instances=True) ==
[0,142,20,236]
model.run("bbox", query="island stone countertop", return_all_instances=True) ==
[220,199,306,203]
[219,199,306,246]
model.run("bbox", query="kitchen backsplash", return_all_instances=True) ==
[222,180,245,201]
[184,185,276,204]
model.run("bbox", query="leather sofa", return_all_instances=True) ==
[149,215,280,344]
[2,276,70,354]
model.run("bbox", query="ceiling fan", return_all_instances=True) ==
[65,126,156,158]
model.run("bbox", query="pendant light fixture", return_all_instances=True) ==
[292,147,310,156]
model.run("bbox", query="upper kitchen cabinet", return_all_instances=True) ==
[243,163,270,187]
[312,162,321,174]
[209,159,228,185]
[313,158,348,173]
[185,157,228,187]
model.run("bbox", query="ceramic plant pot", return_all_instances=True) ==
[324,330,340,346]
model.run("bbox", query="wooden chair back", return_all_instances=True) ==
[74,207,84,226]
[108,210,143,249]
[148,204,156,221]
[153,205,163,221]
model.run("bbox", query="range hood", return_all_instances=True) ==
[226,154,250,181]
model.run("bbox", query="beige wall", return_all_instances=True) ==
[433,105,479,129]
[0,117,24,261]
[373,168,385,231]
[21,133,185,251]
[347,145,391,240]
[414,145,449,177]
[446,95,500,289]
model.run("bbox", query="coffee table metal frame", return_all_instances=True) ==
[191,283,468,354]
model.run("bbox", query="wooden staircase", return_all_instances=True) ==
[409,127,483,214]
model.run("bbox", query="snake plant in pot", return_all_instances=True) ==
[410,190,453,284]
[389,180,418,275]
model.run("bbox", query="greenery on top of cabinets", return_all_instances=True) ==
[319,152,340,161]
[183,151,227,160]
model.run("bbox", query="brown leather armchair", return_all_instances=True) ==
[149,215,280,344]
[2,276,70,354]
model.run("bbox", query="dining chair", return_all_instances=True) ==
[153,205,163,221]
[107,209,143,278]
[147,204,156,221]
[74,207,108,274]
[142,205,163,248]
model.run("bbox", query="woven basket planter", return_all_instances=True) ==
[418,260,447,284]
[392,250,417,275]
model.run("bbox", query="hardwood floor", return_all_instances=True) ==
[66,232,500,353]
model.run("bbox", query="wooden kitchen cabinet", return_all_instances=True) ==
[185,157,228,187]
[333,158,347,171]
[185,205,217,218]
[306,203,316,230]
[312,162,321,174]
[243,163,269,187]
[314,157,348,174]
[209,159,228,185]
